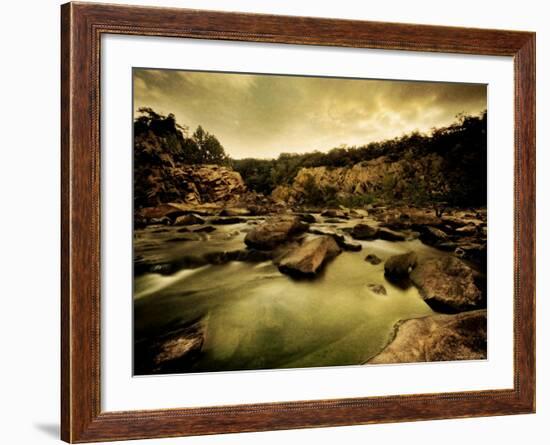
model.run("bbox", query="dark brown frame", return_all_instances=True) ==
[61,2,536,443]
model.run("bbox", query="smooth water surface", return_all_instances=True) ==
[134,215,445,374]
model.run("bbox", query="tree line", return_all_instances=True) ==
[134,107,487,206]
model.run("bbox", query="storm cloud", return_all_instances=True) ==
[134,68,486,159]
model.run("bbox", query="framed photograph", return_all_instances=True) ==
[61,2,535,442]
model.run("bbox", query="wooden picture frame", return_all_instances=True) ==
[61,2,535,442]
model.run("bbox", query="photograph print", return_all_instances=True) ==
[133,68,488,375]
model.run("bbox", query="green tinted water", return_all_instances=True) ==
[134,216,441,373]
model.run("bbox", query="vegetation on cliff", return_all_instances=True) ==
[134,107,486,209]
[134,107,230,165]
[133,108,244,209]
[233,111,487,207]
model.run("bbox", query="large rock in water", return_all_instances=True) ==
[173,214,205,226]
[351,223,378,240]
[410,256,484,313]
[134,318,208,374]
[377,227,407,241]
[368,310,487,364]
[419,226,449,247]
[384,252,418,282]
[244,216,309,250]
[278,236,341,277]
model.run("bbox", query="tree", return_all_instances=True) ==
[192,126,229,165]
[133,109,230,165]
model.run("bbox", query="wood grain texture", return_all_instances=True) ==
[60,2,536,442]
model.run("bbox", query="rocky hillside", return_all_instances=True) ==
[272,153,447,206]
[237,111,487,208]
[134,125,246,209]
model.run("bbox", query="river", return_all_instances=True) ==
[133,213,448,375]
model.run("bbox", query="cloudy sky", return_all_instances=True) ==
[134,68,486,160]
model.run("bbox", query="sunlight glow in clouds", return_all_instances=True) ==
[134,68,486,159]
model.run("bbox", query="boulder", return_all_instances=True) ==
[419,226,449,246]
[173,214,205,226]
[377,227,407,241]
[244,216,309,250]
[136,319,208,374]
[351,223,378,240]
[365,254,382,265]
[384,251,418,282]
[134,218,147,229]
[153,323,205,368]
[454,242,487,270]
[368,310,487,364]
[309,228,361,251]
[410,256,484,313]
[435,241,459,252]
[366,284,387,295]
[277,236,341,277]
[297,213,317,223]
[338,239,362,252]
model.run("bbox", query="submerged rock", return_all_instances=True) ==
[193,225,217,233]
[384,251,418,282]
[244,216,309,250]
[278,236,341,277]
[165,234,201,243]
[410,256,484,313]
[365,254,382,265]
[210,217,246,225]
[368,310,487,364]
[366,284,387,295]
[351,223,378,240]
[204,249,272,265]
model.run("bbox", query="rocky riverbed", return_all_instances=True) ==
[133,203,487,375]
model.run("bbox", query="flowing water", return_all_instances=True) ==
[134,214,448,374]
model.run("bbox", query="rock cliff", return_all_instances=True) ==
[272,154,448,205]
[134,131,246,208]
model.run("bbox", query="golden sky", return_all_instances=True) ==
[134,68,486,160]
